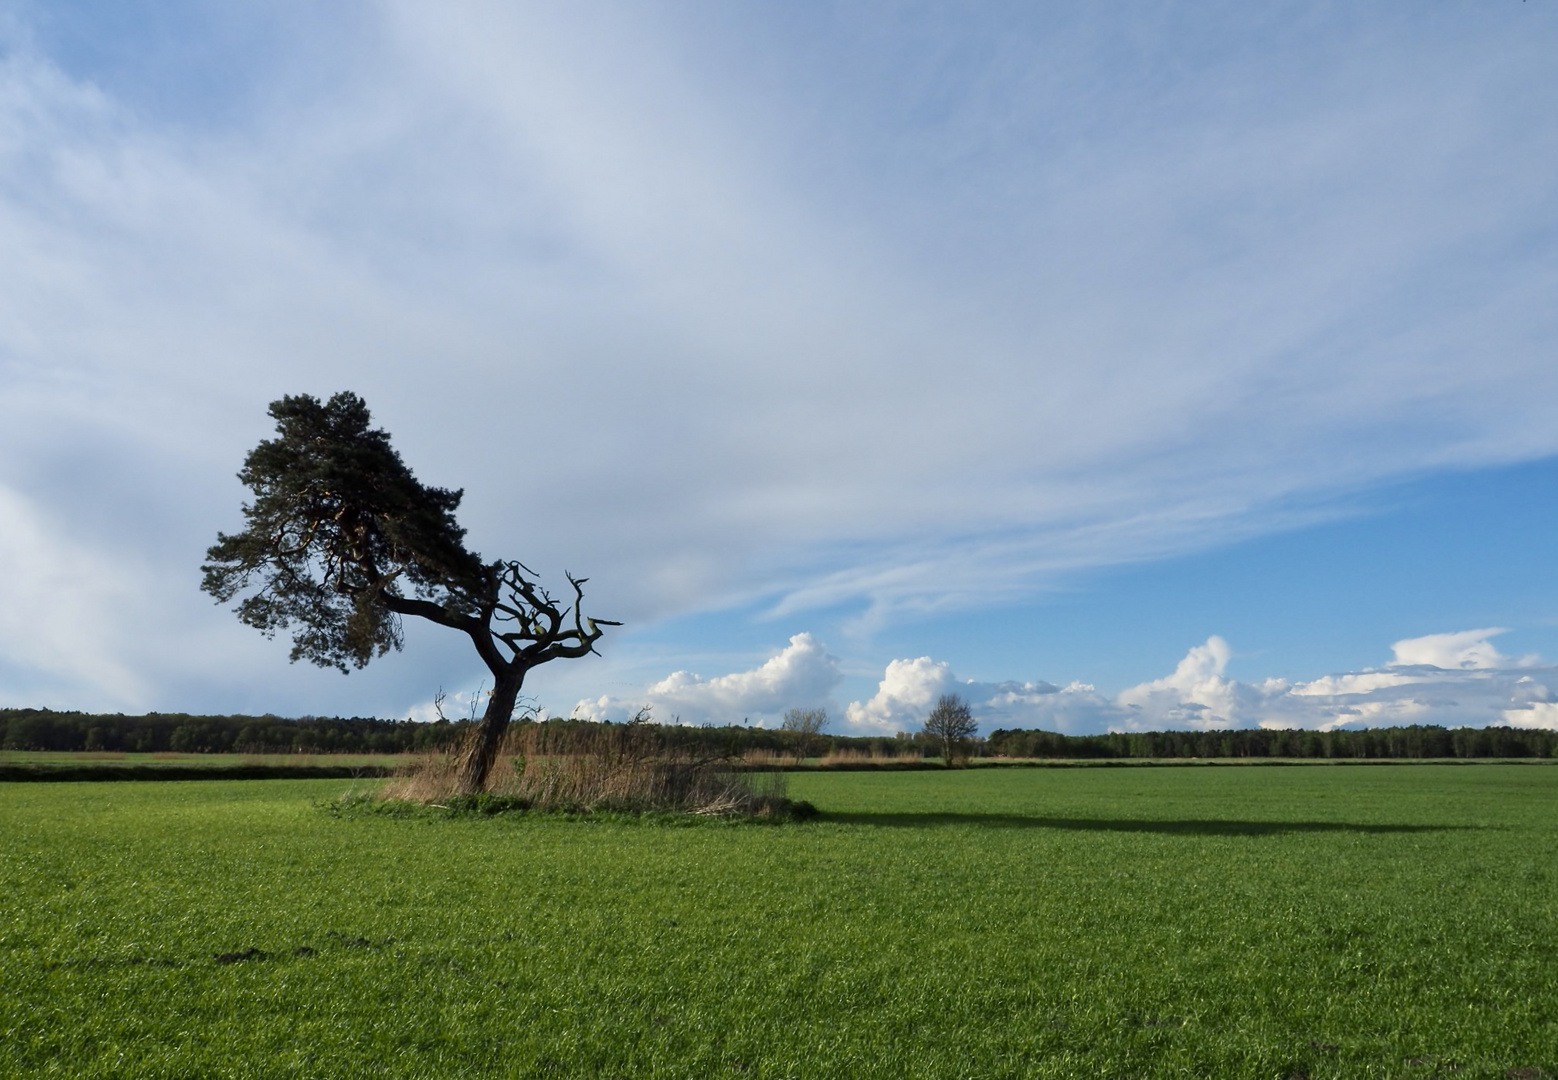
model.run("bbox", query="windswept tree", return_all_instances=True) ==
[201,392,617,793]
[780,707,828,760]
[922,693,978,767]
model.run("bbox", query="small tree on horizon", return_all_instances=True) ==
[922,693,977,767]
[201,392,617,794]
[780,707,828,760]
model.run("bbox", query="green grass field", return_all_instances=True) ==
[2,766,1554,1078]
[0,751,413,768]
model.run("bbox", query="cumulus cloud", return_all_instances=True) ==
[978,680,1119,736]
[839,636,1256,735]
[1388,628,1535,670]
[1117,630,1558,732]
[843,656,957,733]
[571,633,840,725]
[543,628,1558,735]
[1505,699,1558,730]
[838,629,1558,735]
[1115,636,1251,731]
[838,659,1116,736]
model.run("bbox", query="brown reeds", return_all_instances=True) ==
[739,747,804,769]
[380,721,796,817]
[817,744,923,767]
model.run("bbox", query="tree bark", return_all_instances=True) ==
[455,670,523,794]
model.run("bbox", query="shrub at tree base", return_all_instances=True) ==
[379,721,811,819]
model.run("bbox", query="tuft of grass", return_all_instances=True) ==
[327,787,820,824]
[380,722,801,818]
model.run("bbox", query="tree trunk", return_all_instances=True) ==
[455,671,523,794]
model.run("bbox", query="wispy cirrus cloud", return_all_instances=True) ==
[2,4,1558,714]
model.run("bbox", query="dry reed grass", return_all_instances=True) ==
[818,745,923,767]
[381,722,796,817]
[740,747,803,769]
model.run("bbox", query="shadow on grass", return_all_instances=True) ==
[821,812,1474,835]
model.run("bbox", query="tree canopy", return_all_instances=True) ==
[780,707,828,759]
[922,693,978,766]
[202,392,617,790]
[202,392,487,670]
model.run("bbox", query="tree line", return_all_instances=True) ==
[4,707,1555,759]
[986,724,1558,760]
[0,708,455,755]
[0,708,898,758]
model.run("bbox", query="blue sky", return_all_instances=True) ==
[2,2,1557,733]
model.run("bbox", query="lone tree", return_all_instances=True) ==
[780,707,828,760]
[922,693,977,767]
[201,392,617,793]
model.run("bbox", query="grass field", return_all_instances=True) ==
[2,766,1554,1078]
[0,751,413,768]
[0,751,413,785]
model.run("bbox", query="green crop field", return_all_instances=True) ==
[0,751,413,769]
[2,766,1554,1079]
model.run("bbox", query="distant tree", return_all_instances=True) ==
[922,693,977,767]
[780,707,828,760]
[201,392,617,793]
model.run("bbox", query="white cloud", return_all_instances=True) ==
[973,681,1121,736]
[572,633,840,726]
[2,7,1558,714]
[842,659,1122,736]
[1505,701,1558,730]
[1388,627,1533,670]
[1115,636,1250,731]
[843,656,957,733]
[550,628,1558,736]
[404,684,504,725]
[839,655,1120,736]
[837,630,1558,735]
[1118,630,1558,732]
[0,485,146,706]
[1288,671,1423,697]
